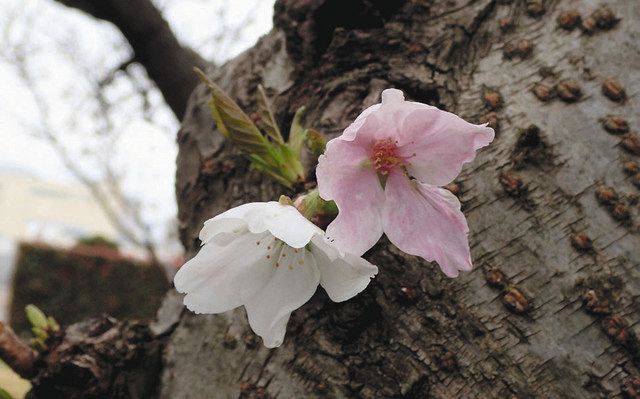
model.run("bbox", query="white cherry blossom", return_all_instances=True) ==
[174,201,378,348]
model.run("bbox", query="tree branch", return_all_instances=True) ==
[54,0,208,120]
[0,322,37,379]
[5,41,159,262]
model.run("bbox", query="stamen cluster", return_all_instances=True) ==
[371,138,403,175]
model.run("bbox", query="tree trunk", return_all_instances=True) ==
[167,0,640,397]
[20,0,640,397]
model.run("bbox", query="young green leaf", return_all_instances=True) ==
[194,68,307,188]
[47,316,60,332]
[277,143,305,182]
[31,326,48,341]
[257,85,284,144]
[288,106,307,156]
[248,154,295,188]
[0,387,15,399]
[25,304,47,329]
[195,68,270,156]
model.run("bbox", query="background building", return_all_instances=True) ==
[0,170,121,320]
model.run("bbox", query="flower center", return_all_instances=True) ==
[263,239,307,270]
[371,138,403,175]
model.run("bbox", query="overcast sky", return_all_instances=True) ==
[0,0,275,242]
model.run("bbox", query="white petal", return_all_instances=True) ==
[199,203,268,244]
[174,231,276,314]
[199,217,247,244]
[310,236,378,302]
[244,246,320,347]
[258,202,322,248]
[206,202,320,248]
[258,313,290,349]
[211,202,268,221]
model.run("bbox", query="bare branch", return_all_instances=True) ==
[0,322,37,379]
[97,57,136,88]
[53,0,208,119]
[3,28,158,260]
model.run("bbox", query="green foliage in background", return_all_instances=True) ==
[76,235,119,251]
[25,304,60,351]
[9,242,169,334]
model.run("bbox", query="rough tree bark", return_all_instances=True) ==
[19,0,640,398]
[167,0,640,397]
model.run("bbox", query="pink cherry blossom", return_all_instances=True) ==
[316,88,494,277]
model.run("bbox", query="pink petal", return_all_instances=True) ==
[340,103,380,141]
[382,172,472,277]
[397,107,494,186]
[339,89,423,145]
[317,138,385,256]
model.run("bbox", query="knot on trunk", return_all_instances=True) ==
[273,0,405,66]
[27,316,162,399]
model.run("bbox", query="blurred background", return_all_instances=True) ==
[0,0,275,395]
